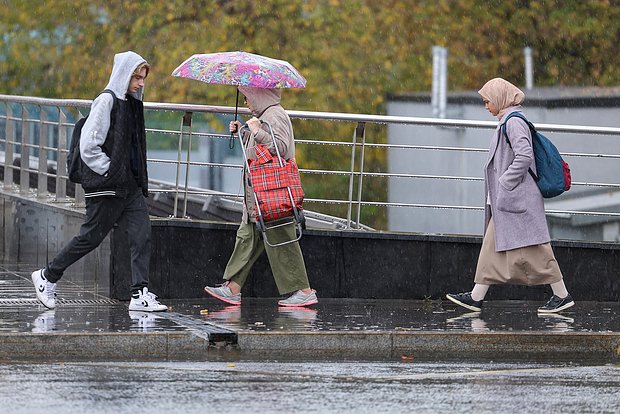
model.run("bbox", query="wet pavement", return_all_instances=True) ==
[1,263,619,362]
[2,262,620,413]
[1,360,619,414]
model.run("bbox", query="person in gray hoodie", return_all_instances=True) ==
[31,51,167,312]
[203,86,318,307]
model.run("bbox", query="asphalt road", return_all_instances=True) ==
[1,360,618,413]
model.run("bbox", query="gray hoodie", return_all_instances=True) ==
[79,51,147,175]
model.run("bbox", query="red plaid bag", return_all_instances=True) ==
[248,144,304,221]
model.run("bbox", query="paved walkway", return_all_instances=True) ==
[1,263,618,362]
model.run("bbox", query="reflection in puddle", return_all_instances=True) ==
[537,313,575,332]
[32,309,56,333]
[277,307,318,323]
[446,312,489,332]
[207,305,242,325]
[128,311,165,331]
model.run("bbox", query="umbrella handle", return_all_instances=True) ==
[229,89,240,149]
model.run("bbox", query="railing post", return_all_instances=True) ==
[355,122,366,229]
[346,122,365,228]
[55,108,68,200]
[73,110,86,207]
[37,108,48,197]
[346,124,358,228]
[182,112,193,218]
[4,104,14,188]
[74,178,86,206]
[19,105,30,195]
[172,111,192,218]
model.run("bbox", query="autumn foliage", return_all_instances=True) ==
[1,0,618,227]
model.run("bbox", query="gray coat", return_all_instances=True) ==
[484,106,551,251]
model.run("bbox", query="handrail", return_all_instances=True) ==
[3,93,620,242]
[3,93,620,135]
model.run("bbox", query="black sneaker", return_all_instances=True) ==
[445,292,482,312]
[537,294,575,314]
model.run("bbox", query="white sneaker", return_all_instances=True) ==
[129,287,168,312]
[278,289,318,307]
[31,269,57,309]
[204,282,242,305]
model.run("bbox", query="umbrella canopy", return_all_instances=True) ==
[171,51,306,89]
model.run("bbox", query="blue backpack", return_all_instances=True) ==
[501,112,571,198]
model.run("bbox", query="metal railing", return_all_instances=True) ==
[2,93,620,239]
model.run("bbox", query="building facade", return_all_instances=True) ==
[387,87,620,242]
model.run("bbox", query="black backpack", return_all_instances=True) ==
[67,89,115,184]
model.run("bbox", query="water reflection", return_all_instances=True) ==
[277,307,318,324]
[207,305,242,325]
[32,309,56,333]
[128,311,165,331]
[446,312,489,332]
[5,296,608,336]
[537,313,575,332]
[202,304,320,331]
[273,307,319,330]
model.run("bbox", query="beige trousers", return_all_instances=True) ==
[474,218,563,286]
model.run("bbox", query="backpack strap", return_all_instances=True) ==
[500,111,539,182]
[97,89,118,124]
[92,89,118,113]
[99,89,116,104]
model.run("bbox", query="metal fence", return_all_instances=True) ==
[2,93,620,239]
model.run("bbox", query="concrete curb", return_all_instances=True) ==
[237,331,620,361]
[0,332,223,362]
[2,331,619,363]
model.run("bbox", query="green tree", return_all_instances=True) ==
[2,0,619,228]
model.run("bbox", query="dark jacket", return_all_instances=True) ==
[79,51,149,198]
[80,95,148,198]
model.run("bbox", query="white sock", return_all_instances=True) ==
[550,280,569,298]
[471,284,490,301]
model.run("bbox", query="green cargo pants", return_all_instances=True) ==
[223,221,310,295]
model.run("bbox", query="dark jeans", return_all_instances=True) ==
[46,188,151,293]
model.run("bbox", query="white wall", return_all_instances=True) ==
[387,95,620,241]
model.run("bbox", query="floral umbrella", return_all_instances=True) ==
[171,51,306,143]
[171,51,307,89]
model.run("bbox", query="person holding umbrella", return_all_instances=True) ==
[203,86,318,307]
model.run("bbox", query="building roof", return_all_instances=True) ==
[388,86,620,108]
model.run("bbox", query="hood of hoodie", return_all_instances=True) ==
[238,86,281,117]
[105,51,148,101]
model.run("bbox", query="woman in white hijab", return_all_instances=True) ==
[446,78,573,314]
